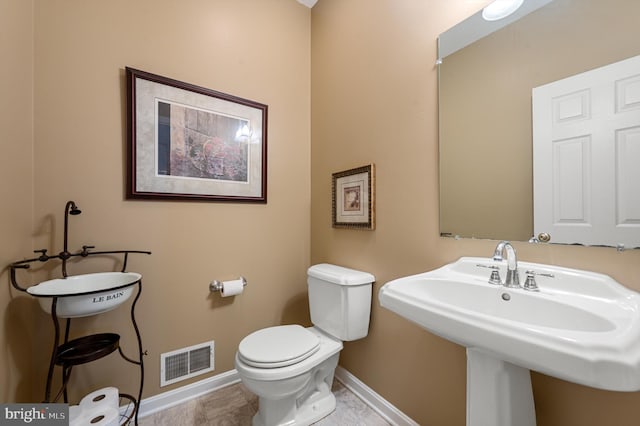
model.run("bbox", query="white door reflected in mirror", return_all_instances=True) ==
[533,54,640,247]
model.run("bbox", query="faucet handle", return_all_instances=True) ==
[489,269,502,285]
[525,270,554,278]
[523,272,539,292]
[476,264,502,285]
[81,245,95,257]
[523,270,553,291]
[33,249,49,262]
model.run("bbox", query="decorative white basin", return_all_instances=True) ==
[379,257,640,392]
[27,272,142,318]
[380,257,640,425]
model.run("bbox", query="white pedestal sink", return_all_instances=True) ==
[466,348,535,426]
[379,257,640,425]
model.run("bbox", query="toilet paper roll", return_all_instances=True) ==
[79,387,119,411]
[69,405,83,424]
[76,407,119,426]
[221,279,244,297]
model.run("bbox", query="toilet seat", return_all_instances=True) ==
[238,325,320,368]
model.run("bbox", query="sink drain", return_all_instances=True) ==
[501,293,511,301]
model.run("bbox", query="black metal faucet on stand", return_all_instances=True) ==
[9,200,152,425]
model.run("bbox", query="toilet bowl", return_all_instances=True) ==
[235,326,342,426]
[235,264,375,426]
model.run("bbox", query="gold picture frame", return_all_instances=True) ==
[332,164,375,230]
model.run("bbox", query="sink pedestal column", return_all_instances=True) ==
[466,348,536,426]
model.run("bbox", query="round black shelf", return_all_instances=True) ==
[55,333,120,366]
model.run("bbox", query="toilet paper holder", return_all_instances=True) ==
[209,276,247,293]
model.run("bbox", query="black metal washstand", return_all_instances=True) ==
[9,201,151,425]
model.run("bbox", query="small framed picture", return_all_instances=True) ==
[332,164,375,230]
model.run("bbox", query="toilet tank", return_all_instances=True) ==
[307,263,375,341]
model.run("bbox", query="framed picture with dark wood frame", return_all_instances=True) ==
[126,67,268,203]
[332,164,375,230]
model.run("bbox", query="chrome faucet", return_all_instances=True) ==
[493,241,520,288]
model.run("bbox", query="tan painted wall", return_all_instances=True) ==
[0,0,36,403]
[1,0,311,403]
[5,1,640,424]
[311,1,640,425]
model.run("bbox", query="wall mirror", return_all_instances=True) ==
[438,0,640,248]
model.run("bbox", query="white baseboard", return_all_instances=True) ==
[135,369,240,418]
[133,366,417,425]
[334,366,419,426]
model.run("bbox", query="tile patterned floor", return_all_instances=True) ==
[138,380,391,426]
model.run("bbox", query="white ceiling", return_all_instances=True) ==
[296,0,318,8]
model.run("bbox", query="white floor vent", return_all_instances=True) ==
[160,341,215,387]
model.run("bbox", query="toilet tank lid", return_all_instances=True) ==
[308,263,375,286]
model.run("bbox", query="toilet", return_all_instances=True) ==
[235,263,375,426]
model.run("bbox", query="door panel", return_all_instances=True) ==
[533,55,640,247]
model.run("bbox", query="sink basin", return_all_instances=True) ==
[405,278,616,333]
[27,272,141,318]
[379,257,640,391]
